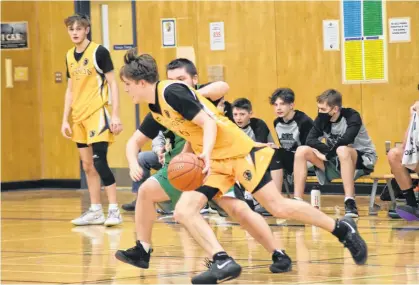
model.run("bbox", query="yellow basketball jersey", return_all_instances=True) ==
[151,80,255,159]
[66,42,109,123]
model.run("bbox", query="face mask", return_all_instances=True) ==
[318,111,333,123]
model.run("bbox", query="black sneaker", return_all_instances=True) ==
[396,205,419,221]
[115,241,152,269]
[344,199,359,218]
[269,250,292,273]
[191,257,242,284]
[122,200,136,212]
[337,217,367,265]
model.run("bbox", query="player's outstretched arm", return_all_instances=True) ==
[191,110,217,175]
[198,81,229,102]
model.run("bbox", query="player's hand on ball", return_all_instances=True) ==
[198,152,211,179]
[110,115,123,135]
[61,121,72,139]
[129,162,143,181]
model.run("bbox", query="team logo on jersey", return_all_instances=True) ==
[83,58,89,66]
[89,130,96,137]
[243,170,252,181]
[164,110,171,118]
[178,130,190,137]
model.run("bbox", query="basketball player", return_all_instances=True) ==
[293,89,377,218]
[269,88,314,193]
[61,14,123,226]
[387,101,419,221]
[116,58,292,274]
[119,50,367,284]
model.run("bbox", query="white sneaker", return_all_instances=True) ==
[104,208,123,227]
[71,209,105,226]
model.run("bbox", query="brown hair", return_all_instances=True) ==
[120,48,159,83]
[64,14,91,28]
[316,89,342,108]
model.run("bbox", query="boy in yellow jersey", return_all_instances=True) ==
[119,50,367,284]
[61,14,123,226]
[116,58,293,274]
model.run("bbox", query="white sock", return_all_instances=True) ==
[90,204,102,211]
[293,197,303,201]
[108,204,119,210]
[140,241,151,252]
[344,197,355,202]
[275,249,284,255]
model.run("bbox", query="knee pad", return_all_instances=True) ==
[92,142,115,186]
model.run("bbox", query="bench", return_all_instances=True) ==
[282,171,418,216]
[367,173,419,215]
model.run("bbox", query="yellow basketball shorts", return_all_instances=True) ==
[204,146,274,197]
[72,106,114,145]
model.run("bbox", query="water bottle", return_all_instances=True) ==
[311,186,321,209]
[414,186,419,201]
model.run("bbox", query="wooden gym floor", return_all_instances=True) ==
[1,189,419,284]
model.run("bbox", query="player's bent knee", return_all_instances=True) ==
[223,199,248,220]
[173,207,189,224]
[295,146,311,159]
[336,146,351,159]
[387,147,402,163]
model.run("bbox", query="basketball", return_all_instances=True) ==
[168,153,205,191]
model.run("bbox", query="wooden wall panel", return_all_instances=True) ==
[196,2,277,136]
[1,1,41,182]
[37,1,78,179]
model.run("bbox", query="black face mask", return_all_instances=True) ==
[318,111,333,123]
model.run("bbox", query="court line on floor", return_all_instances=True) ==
[2,234,74,242]
[0,279,72,284]
[291,271,419,284]
[4,250,418,284]
[2,216,417,231]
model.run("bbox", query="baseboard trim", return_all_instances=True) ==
[1,179,385,195]
[1,179,81,191]
[302,182,386,195]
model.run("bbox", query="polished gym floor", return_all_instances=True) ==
[2,190,419,284]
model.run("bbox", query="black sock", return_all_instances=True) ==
[332,219,348,240]
[402,187,418,208]
[213,251,229,261]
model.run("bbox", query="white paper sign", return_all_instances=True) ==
[161,18,176,47]
[210,22,225,51]
[323,20,339,51]
[389,18,410,43]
